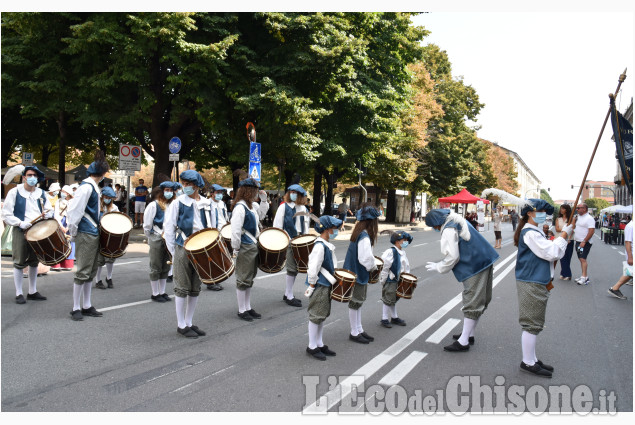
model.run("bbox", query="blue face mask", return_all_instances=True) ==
[164,191,173,200]
[533,212,547,224]
[177,189,183,197]
[183,186,195,196]
[103,198,112,204]
[26,176,38,187]
[60,192,67,199]
[401,241,409,248]
[290,193,298,202]
[215,193,223,201]
[329,229,338,240]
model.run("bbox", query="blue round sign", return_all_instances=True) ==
[169,137,182,154]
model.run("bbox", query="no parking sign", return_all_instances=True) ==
[119,144,141,171]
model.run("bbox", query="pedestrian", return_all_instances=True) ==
[338,198,351,224]
[555,204,574,281]
[425,208,499,352]
[608,218,632,299]
[210,184,229,230]
[493,208,502,249]
[93,186,119,289]
[573,203,595,285]
[134,178,148,228]
[273,183,309,307]
[510,209,518,231]
[46,182,61,209]
[378,230,413,328]
[52,185,76,271]
[513,198,572,377]
[343,203,380,344]
[303,215,342,361]
[1,165,53,304]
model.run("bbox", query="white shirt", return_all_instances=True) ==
[230,199,269,251]
[522,223,568,278]
[357,236,376,272]
[307,237,338,286]
[196,197,215,229]
[436,227,461,274]
[573,213,595,243]
[210,198,228,229]
[66,178,101,237]
[163,194,203,256]
[54,198,72,225]
[555,217,574,241]
[273,202,308,236]
[1,184,54,227]
[101,202,119,214]
[379,246,410,285]
[143,200,166,237]
[625,221,633,259]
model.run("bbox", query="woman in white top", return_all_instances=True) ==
[493,208,502,249]
[554,204,574,281]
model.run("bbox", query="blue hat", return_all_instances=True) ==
[287,184,306,197]
[238,178,259,188]
[160,181,175,190]
[173,182,182,189]
[86,161,109,176]
[391,230,413,245]
[22,166,45,182]
[521,199,554,217]
[180,170,205,188]
[314,215,343,233]
[211,184,225,192]
[425,209,451,228]
[101,186,116,198]
[356,205,381,221]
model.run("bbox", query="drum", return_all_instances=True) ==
[99,212,133,258]
[396,272,418,299]
[183,228,235,284]
[24,219,71,266]
[330,268,357,303]
[257,227,289,273]
[290,234,317,274]
[368,256,384,284]
[220,223,233,255]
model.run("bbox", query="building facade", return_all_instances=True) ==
[495,144,542,199]
[582,180,616,205]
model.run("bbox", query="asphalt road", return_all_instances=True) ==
[1,222,632,413]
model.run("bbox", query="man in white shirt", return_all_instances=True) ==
[1,166,53,304]
[608,219,633,299]
[573,203,595,285]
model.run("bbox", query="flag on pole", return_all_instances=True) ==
[610,96,633,193]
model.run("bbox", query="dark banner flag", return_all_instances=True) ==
[610,97,633,193]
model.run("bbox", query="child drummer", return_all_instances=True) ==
[304,215,342,361]
[164,170,205,338]
[94,186,119,289]
[378,230,413,328]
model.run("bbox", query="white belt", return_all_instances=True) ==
[319,267,337,285]
[152,225,162,235]
[83,212,98,229]
[241,229,257,244]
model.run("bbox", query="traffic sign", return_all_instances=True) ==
[169,137,181,154]
[119,144,141,171]
[169,153,180,161]
[249,142,261,163]
[249,162,261,182]
[23,152,34,166]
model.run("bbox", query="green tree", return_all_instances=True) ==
[585,197,610,212]
[540,188,554,205]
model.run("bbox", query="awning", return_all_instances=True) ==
[438,188,481,204]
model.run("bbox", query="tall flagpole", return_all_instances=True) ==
[568,69,627,225]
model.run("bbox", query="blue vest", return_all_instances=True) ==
[13,188,46,221]
[153,201,164,230]
[237,203,258,245]
[344,231,371,285]
[387,247,402,283]
[515,227,551,285]
[77,182,100,236]
[176,201,195,247]
[305,240,335,288]
[444,221,499,282]
[200,207,209,228]
[283,203,305,238]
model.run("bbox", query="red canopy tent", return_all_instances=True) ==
[438,188,489,204]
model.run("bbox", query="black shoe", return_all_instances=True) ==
[81,306,103,317]
[390,317,406,326]
[167,275,173,283]
[285,297,302,307]
[247,309,261,319]
[520,361,552,378]
[26,292,47,301]
[151,295,167,303]
[177,326,198,338]
[349,334,370,344]
[306,347,327,361]
[444,340,470,352]
[237,311,253,322]
[380,319,392,328]
[360,331,374,341]
[15,294,26,304]
[70,310,83,321]
[319,345,336,356]
[207,284,223,291]
[95,280,107,290]
[453,334,475,345]
[190,325,206,336]
[106,278,113,288]
[161,293,172,301]
[536,360,554,372]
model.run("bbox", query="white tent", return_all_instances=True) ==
[615,205,633,214]
[600,205,626,214]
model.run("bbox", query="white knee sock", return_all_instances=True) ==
[317,323,325,348]
[159,278,167,294]
[390,305,398,319]
[106,263,113,279]
[185,296,198,327]
[458,318,477,346]
[382,304,390,320]
[28,266,38,294]
[356,309,364,334]
[236,289,246,313]
[96,266,103,282]
[308,322,319,349]
[285,275,296,299]
[82,282,92,309]
[73,283,82,311]
[150,280,159,296]
[175,296,187,328]
[349,308,359,335]
[14,268,24,296]
[244,287,252,310]
[522,331,537,366]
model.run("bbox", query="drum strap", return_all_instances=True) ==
[241,229,257,244]
[83,212,98,229]
[152,225,162,235]
[319,267,337,285]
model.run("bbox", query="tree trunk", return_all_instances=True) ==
[312,165,323,216]
[56,111,67,185]
[41,145,53,168]
[324,171,334,216]
[410,193,416,222]
[283,169,294,191]
[386,189,397,222]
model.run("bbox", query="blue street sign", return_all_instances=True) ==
[169,137,182,154]
[249,162,261,182]
[249,142,261,163]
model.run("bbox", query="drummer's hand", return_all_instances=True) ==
[562,224,573,238]
[304,285,315,298]
[232,250,239,262]
[425,262,439,272]
[19,221,32,230]
[258,190,267,202]
[45,211,54,219]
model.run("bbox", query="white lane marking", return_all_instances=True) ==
[425,318,461,344]
[378,351,428,386]
[303,261,516,413]
[99,296,173,312]
[413,242,428,247]
[170,365,236,393]
[494,252,516,273]
[114,261,142,266]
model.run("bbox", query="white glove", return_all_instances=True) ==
[425,262,438,272]
[304,285,315,298]
[19,221,32,230]
[562,224,573,238]
[258,190,267,202]
[45,210,54,219]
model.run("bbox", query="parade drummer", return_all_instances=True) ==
[230,174,269,322]
[93,186,119,290]
[1,165,53,304]
[303,215,342,361]
[343,203,380,344]
[209,183,229,230]
[167,182,183,283]
[513,199,572,378]
[378,230,413,328]
[273,183,309,307]
[164,170,205,338]
[52,185,76,271]
[194,183,224,292]
[143,181,176,303]
[425,208,499,352]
